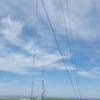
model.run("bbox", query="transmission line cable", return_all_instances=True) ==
[58,0,81,98]
[63,0,82,99]
[41,0,80,98]
[31,0,38,100]
[62,0,82,98]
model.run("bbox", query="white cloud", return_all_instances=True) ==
[0,52,71,74]
[78,67,100,79]
[0,16,73,74]
[0,0,99,41]
[36,0,99,41]
[0,16,46,55]
[0,0,99,76]
[49,63,76,71]
[0,16,24,42]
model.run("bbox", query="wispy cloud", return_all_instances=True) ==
[0,0,99,41]
[0,0,100,98]
[0,0,99,76]
[0,16,24,41]
[0,15,73,75]
[78,67,100,79]
[0,52,71,74]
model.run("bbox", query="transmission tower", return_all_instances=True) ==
[41,65,46,100]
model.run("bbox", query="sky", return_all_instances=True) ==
[0,0,100,98]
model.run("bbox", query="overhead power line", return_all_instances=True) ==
[31,0,38,100]
[41,0,80,98]
[59,0,82,99]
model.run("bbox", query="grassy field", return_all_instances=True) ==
[0,98,75,100]
[0,98,100,100]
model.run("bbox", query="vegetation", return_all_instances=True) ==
[0,98,100,100]
[0,98,73,100]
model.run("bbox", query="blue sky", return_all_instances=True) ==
[0,0,100,98]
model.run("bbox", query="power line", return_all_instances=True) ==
[31,0,38,99]
[58,0,82,98]
[63,0,82,99]
[59,0,81,98]
[63,0,82,98]
[41,0,80,98]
